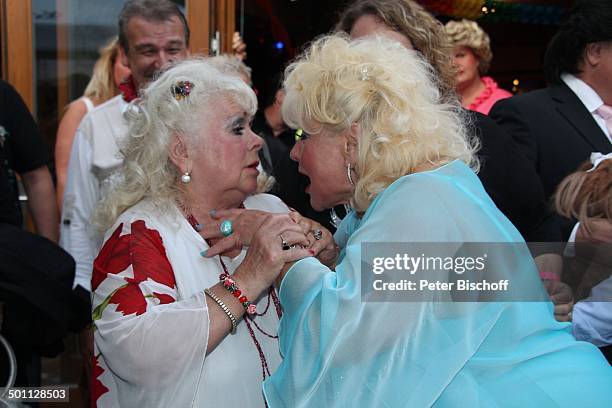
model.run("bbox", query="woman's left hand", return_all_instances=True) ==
[202,209,271,257]
[288,210,338,267]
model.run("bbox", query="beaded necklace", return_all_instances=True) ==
[186,213,282,381]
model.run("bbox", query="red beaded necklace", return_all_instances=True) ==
[186,213,282,381]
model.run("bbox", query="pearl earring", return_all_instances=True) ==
[181,172,191,184]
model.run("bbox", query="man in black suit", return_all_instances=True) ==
[490,0,612,240]
[492,0,612,360]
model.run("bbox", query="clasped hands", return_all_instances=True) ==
[200,208,338,275]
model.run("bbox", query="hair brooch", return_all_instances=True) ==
[171,80,194,101]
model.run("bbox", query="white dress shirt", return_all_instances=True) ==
[60,95,129,291]
[561,73,611,143]
[561,73,612,252]
[573,275,612,347]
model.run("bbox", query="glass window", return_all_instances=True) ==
[31,0,185,169]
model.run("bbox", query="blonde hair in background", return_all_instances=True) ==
[336,0,458,103]
[554,159,612,237]
[95,58,257,231]
[84,36,123,103]
[283,34,479,213]
[444,19,493,75]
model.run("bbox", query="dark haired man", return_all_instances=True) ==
[61,0,189,295]
[490,0,612,240]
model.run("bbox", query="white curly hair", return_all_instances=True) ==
[95,57,257,230]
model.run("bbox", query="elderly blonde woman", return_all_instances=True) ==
[445,19,512,114]
[337,0,576,322]
[89,58,333,407]
[255,34,612,407]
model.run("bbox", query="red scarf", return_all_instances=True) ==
[118,75,138,102]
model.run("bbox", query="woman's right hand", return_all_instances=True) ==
[231,214,313,298]
[202,209,271,257]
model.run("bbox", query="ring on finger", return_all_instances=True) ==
[220,220,234,237]
[312,229,323,241]
[568,311,573,321]
[279,234,290,250]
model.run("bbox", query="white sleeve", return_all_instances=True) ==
[92,220,208,391]
[59,124,99,291]
[573,275,612,347]
[94,276,209,387]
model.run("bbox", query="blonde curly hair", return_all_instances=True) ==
[95,58,257,230]
[336,0,457,103]
[282,34,478,213]
[444,19,493,75]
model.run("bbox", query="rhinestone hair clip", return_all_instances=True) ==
[171,80,194,100]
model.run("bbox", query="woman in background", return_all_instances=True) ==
[55,37,130,207]
[445,19,512,114]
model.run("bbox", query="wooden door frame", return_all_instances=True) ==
[0,0,233,115]
[1,0,34,112]
[187,0,212,55]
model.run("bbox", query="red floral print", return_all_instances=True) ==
[92,223,130,292]
[91,354,109,407]
[109,281,148,316]
[129,220,176,288]
[93,220,176,318]
[153,292,176,304]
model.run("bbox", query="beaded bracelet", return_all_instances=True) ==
[220,274,257,315]
[204,288,237,334]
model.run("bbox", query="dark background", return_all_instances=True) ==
[240,0,574,107]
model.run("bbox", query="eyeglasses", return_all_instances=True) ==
[294,128,310,142]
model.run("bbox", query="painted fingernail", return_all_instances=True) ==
[209,209,217,217]
[200,250,207,257]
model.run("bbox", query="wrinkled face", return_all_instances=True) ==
[350,14,413,50]
[191,98,263,200]
[289,128,353,211]
[120,16,188,88]
[452,45,481,90]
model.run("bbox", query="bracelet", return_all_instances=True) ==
[204,288,237,334]
[220,275,257,315]
[539,271,561,282]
